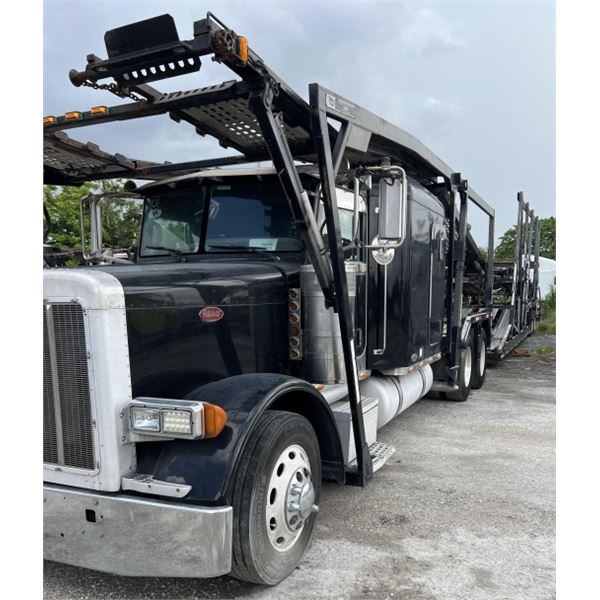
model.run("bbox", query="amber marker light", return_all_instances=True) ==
[203,403,228,438]
[64,111,82,120]
[43,116,56,125]
[238,36,248,64]
[90,105,109,116]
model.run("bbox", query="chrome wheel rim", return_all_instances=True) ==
[265,443,316,552]
[463,345,472,387]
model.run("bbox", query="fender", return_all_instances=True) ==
[135,374,346,505]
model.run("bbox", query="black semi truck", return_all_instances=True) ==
[43,13,538,585]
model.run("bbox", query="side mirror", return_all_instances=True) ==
[370,167,407,266]
[378,172,407,242]
[80,192,143,264]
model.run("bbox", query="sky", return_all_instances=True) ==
[43,0,555,245]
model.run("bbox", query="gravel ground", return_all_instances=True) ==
[44,334,556,600]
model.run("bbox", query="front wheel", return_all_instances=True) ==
[230,410,321,585]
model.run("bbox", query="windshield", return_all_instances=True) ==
[205,181,303,252]
[140,190,204,256]
[139,178,304,257]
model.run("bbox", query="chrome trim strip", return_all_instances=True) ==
[373,264,388,355]
[428,249,434,322]
[121,474,192,498]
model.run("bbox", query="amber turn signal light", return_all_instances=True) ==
[203,403,228,438]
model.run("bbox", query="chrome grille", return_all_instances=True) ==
[43,302,96,470]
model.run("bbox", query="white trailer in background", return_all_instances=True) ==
[537,256,556,299]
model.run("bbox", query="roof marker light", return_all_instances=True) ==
[90,105,109,116]
[238,36,248,64]
[64,111,82,120]
[43,116,56,125]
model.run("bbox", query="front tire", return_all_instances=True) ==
[231,410,321,585]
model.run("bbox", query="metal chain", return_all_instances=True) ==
[81,80,145,103]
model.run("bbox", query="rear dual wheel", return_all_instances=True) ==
[446,330,487,399]
[231,410,321,585]
[446,338,473,401]
[471,330,488,390]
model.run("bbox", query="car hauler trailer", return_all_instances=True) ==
[488,193,541,360]
[43,13,534,584]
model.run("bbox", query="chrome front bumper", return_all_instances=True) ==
[43,484,232,578]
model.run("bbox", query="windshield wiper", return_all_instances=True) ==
[145,245,186,259]
[206,244,281,261]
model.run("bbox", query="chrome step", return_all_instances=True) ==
[349,441,396,473]
[370,441,396,472]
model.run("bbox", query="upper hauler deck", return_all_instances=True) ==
[43,13,491,212]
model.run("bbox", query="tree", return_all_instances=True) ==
[495,216,555,260]
[44,180,143,251]
[538,217,556,259]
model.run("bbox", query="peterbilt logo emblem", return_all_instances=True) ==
[199,307,224,323]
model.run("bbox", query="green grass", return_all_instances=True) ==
[537,284,556,335]
[536,345,556,355]
[537,308,556,335]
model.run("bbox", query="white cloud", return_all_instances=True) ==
[415,95,463,140]
[398,6,466,57]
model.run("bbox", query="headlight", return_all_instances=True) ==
[127,398,227,440]
[131,407,161,432]
[162,410,192,435]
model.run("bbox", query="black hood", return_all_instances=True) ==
[96,259,299,309]
[93,259,302,399]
